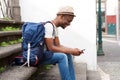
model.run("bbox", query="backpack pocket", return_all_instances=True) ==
[22,47,43,66]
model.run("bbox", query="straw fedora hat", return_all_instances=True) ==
[57,6,76,17]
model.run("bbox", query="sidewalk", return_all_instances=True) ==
[97,35,120,80]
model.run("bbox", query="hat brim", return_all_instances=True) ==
[57,12,76,17]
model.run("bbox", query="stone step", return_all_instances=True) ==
[74,62,87,80]
[0,30,21,37]
[0,44,21,67]
[0,43,21,59]
[87,70,101,80]
[0,43,38,80]
[0,31,22,43]
[0,66,37,80]
[28,62,87,80]
[0,20,23,30]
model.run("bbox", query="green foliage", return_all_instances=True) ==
[0,38,22,47]
[0,67,6,73]
[0,42,8,46]
[17,38,22,43]
[45,65,52,70]
[1,26,20,31]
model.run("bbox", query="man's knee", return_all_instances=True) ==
[59,53,67,60]
[53,53,69,62]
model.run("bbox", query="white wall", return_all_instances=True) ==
[19,0,97,70]
[106,0,118,15]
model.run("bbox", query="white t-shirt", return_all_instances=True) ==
[44,23,58,38]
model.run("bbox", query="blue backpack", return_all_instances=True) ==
[19,21,53,67]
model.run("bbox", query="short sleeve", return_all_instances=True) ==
[44,23,53,38]
[44,23,59,38]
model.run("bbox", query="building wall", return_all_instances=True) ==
[19,0,97,70]
[106,0,118,35]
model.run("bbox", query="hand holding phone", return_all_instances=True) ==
[81,49,85,53]
[82,49,85,51]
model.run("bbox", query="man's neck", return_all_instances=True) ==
[51,19,59,27]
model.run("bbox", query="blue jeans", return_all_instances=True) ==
[41,52,76,80]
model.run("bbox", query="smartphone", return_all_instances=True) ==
[82,49,85,51]
[79,49,85,54]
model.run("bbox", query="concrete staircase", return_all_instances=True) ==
[0,43,101,80]
[0,20,101,80]
[27,62,101,80]
[0,47,101,80]
[0,43,38,80]
[0,20,38,80]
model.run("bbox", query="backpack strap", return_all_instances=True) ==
[20,43,30,67]
[44,21,55,36]
[27,43,30,67]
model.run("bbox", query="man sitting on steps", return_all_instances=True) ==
[42,6,84,80]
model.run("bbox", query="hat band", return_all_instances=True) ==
[57,12,75,16]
